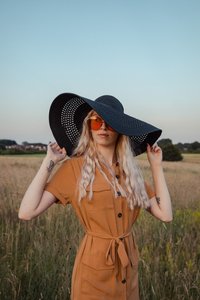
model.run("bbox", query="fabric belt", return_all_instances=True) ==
[86,230,133,280]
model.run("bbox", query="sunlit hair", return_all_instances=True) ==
[72,110,150,209]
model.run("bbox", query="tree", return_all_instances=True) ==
[157,138,172,148]
[190,141,200,152]
[158,139,183,161]
[0,144,6,150]
[0,139,17,146]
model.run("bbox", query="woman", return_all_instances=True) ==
[19,93,172,300]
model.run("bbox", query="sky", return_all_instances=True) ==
[0,0,200,145]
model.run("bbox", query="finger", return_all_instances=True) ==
[147,144,151,152]
[154,146,161,154]
[59,147,66,154]
[49,142,56,147]
[151,143,159,151]
[55,145,61,151]
[150,145,156,152]
[48,142,55,150]
[61,147,67,154]
[51,143,59,150]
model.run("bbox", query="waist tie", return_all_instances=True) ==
[86,230,133,280]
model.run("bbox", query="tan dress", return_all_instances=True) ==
[45,156,155,300]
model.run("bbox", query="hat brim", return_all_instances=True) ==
[49,93,162,156]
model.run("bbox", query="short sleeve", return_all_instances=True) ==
[45,159,76,206]
[144,181,155,200]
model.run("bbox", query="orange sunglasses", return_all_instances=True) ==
[88,116,115,131]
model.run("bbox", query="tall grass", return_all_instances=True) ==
[0,155,199,299]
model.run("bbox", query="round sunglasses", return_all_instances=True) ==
[88,116,115,132]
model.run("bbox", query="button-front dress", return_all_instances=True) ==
[45,156,155,300]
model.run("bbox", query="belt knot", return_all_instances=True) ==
[86,230,132,270]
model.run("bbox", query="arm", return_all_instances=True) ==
[146,144,173,222]
[18,142,67,220]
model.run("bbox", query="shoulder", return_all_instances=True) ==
[59,155,83,168]
[69,155,84,164]
[45,157,83,190]
[65,155,84,178]
[68,155,84,169]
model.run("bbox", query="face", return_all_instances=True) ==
[89,113,119,148]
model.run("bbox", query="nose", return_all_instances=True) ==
[100,120,106,130]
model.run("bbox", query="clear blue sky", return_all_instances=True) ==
[0,0,199,144]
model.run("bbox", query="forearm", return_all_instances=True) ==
[18,156,55,217]
[151,164,173,221]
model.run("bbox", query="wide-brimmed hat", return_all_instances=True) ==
[49,93,162,156]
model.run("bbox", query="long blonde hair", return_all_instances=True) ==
[72,110,150,209]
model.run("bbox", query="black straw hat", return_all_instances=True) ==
[49,93,162,156]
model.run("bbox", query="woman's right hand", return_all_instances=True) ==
[47,142,67,164]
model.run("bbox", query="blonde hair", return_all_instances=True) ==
[72,111,150,209]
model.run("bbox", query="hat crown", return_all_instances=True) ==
[95,95,124,113]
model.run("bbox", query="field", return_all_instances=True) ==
[0,154,200,300]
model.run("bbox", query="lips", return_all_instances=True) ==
[98,133,109,137]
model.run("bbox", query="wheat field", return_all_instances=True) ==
[0,154,199,300]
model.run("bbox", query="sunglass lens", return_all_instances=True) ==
[89,117,115,132]
[90,117,102,130]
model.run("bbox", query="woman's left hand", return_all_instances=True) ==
[147,143,163,168]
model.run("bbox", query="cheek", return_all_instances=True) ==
[111,133,119,142]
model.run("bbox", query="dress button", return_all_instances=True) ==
[117,191,121,196]
[116,174,120,179]
[121,278,126,284]
[118,213,122,218]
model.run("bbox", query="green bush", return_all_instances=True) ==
[158,139,183,161]
[162,144,183,161]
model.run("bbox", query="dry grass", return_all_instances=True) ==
[0,154,200,299]
[137,154,200,209]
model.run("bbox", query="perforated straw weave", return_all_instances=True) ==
[61,97,85,145]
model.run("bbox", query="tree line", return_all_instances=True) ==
[0,140,47,155]
[0,139,200,161]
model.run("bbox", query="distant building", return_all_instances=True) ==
[5,143,47,152]
[23,143,47,151]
